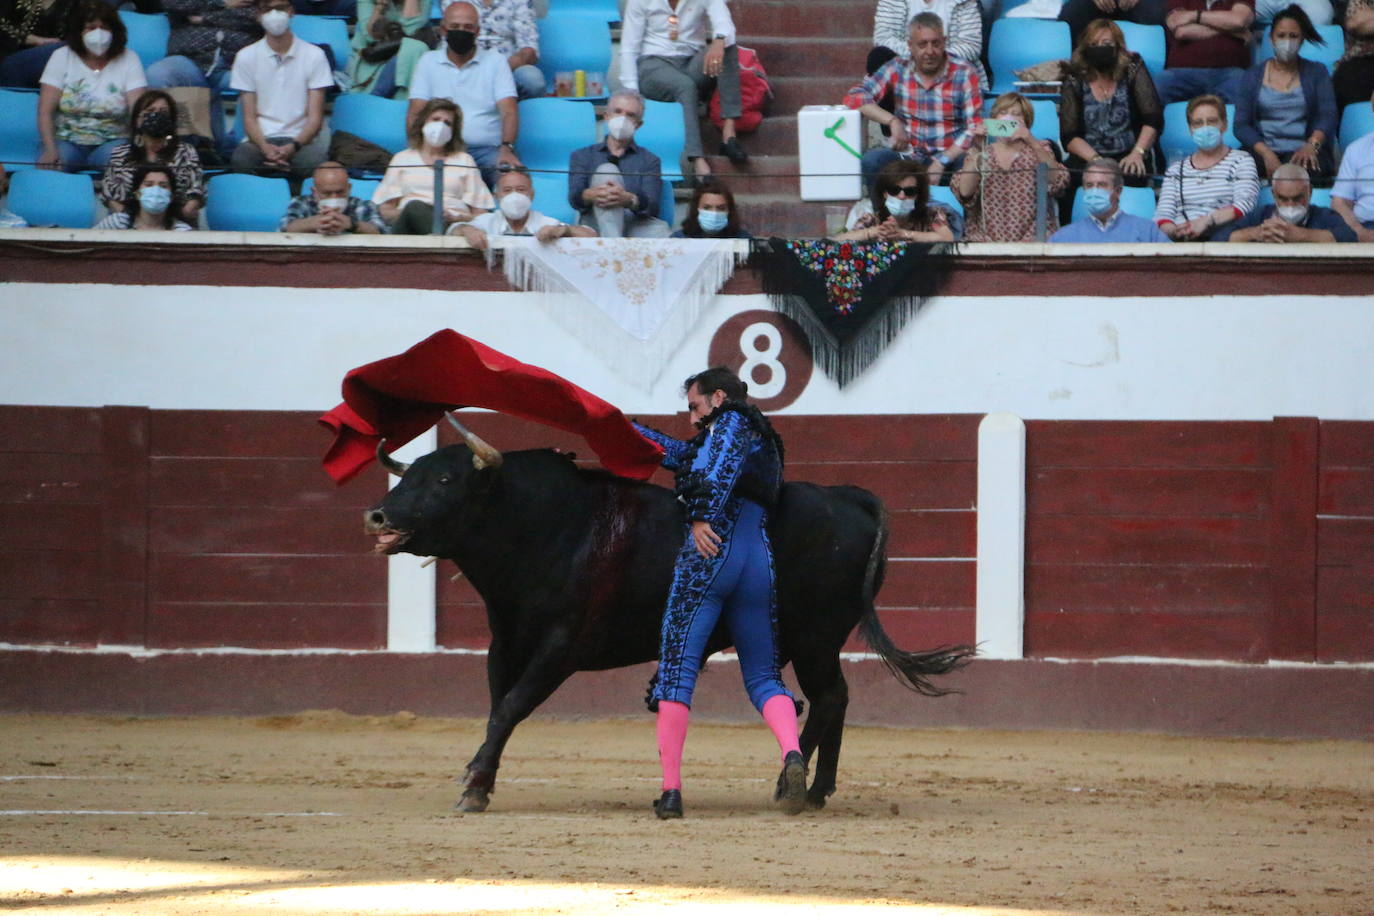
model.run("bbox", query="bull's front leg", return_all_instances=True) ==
[458,630,575,813]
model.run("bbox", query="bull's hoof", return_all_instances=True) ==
[773,751,808,815]
[454,790,490,813]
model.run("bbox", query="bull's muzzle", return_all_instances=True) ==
[363,508,410,554]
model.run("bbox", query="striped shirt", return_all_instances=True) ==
[1154,148,1258,226]
[872,0,987,85]
[844,57,983,161]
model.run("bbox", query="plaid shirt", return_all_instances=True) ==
[280,195,387,233]
[844,56,983,163]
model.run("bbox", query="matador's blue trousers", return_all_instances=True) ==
[652,499,792,711]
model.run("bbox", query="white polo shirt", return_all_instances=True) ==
[230,35,334,139]
[408,48,516,148]
[464,208,562,235]
[1333,131,1374,224]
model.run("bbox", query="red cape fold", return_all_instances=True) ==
[318,330,664,484]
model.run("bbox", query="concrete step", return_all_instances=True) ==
[745,36,872,76]
[701,117,797,158]
[768,76,861,117]
[733,0,875,39]
[694,154,801,196]
[732,197,832,239]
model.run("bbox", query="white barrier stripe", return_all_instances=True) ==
[0,810,345,817]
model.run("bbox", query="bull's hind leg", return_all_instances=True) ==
[793,655,849,810]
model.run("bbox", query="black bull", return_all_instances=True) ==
[364,439,974,813]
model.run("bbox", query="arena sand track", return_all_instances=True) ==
[0,713,1369,916]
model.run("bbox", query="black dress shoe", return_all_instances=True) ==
[653,788,684,819]
[719,137,748,164]
[773,750,807,815]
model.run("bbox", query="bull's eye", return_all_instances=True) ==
[438,475,452,485]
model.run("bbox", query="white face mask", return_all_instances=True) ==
[499,191,532,221]
[1272,37,1300,62]
[82,28,112,56]
[421,120,453,148]
[261,9,292,36]
[318,197,348,210]
[1277,204,1308,224]
[606,115,636,142]
[884,194,916,217]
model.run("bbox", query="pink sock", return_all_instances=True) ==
[656,700,690,791]
[761,694,801,761]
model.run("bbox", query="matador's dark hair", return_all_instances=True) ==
[682,366,748,402]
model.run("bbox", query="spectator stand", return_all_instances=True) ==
[537,8,614,101]
[635,98,686,183]
[1339,101,1374,153]
[329,93,411,157]
[987,18,1071,97]
[1117,22,1166,76]
[291,15,352,74]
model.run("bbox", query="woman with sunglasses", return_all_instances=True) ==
[833,158,956,242]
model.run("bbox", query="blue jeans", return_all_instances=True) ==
[513,63,545,99]
[651,500,792,712]
[861,145,959,190]
[145,55,234,152]
[0,42,61,88]
[1154,67,1245,106]
[466,143,504,191]
[52,139,122,171]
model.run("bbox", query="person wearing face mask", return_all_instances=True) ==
[451,166,594,248]
[1214,162,1355,241]
[100,90,205,224]
[671,180,753,238]
[567,89,672,238]
[408,0,523,191]
[228,0,333,178]
[1153,94,1259,239]
[832,159,957,241]
[373,98,494,234]
[36,1,146,172]
[953,92,1069,242]
[442,0,544,100]
[280,161,385,234]
[1051,157,1171,241]
[93,164,194,230]
[1233,5,1337,179]
[1059,20,1163,188]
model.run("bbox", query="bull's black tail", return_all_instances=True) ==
[852,490,976,697]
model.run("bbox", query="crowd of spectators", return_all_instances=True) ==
[1,0,1373,245]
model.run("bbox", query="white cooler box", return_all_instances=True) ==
[797,105,862,201]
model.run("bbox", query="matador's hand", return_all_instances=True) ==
[692,520,722,558]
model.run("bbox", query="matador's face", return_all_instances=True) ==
[686,384,727,430]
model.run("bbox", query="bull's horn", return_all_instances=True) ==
[376,440,410,477]
[445,413,504,470]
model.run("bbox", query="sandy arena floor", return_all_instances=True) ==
[0,712,1369,915]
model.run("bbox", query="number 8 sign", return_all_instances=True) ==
[707,310,813,412]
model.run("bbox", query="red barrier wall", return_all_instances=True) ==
[4,407,1371,663]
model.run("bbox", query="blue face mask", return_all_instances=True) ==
[1082,187,1113,215]
[697,209,728,233]
[1191,125,1222,151]
[139,184,173,214]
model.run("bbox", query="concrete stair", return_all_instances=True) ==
[689,11,874,237]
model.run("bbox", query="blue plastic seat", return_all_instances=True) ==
[1252,24,1344,72]
[1340,101,1374,151]
[635,98,686,182]
[528,169,579,224]
[8,169,97,227]
[928,184,964,215]
[330,94,410,154]
[659,177,675,225]
[0,89,40,170]
[205,173,293,231]
[291,16,350,72]
[1159,102,1239,165]
[515,97,598,171]
[1117,22,1166,75]
[987,19,1071,96]
[537,11,612,99]
[549,0,622,23]
[1256,184,1333,208]
[119,11,170,69]
[1070,184,1158,221]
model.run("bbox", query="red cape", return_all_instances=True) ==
[319,330,664,484]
